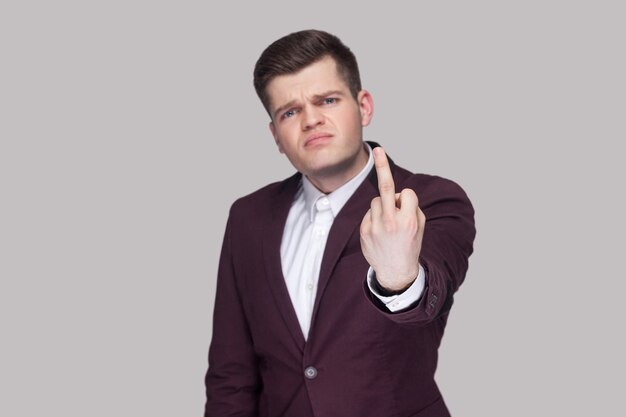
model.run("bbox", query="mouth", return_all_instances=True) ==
[304,133,333,147]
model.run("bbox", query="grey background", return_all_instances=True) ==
[1,1,624,416]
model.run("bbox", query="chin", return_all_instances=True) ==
[304,157,349,178]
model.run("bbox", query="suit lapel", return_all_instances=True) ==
[309,154,384,332]
[262,173,307,352]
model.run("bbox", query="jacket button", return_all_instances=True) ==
[304,366,318,379]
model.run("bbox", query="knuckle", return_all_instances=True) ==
[360,215,371,234]
[402,188,417,201]
[383,224,396,234]
[405,217,418,233]
[382,217,396,233]
[379,183,395,194]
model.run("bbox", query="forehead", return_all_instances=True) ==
[265,56,350,109]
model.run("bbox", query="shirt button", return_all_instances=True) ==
[304,366,318,379]
[307,283,314,290]
[315,198,331,211]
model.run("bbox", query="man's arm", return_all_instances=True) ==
[360,148,426,293]
[361,148,475,323]
[205,212,260,416]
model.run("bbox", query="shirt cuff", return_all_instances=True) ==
[366,265,426,312]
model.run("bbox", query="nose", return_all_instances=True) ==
[301,104,324,130]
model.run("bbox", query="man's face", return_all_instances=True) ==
[266,56,373,188]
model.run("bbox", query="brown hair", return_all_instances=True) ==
[253,29,362,116]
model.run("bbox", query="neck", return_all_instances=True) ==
[306,145,369,194]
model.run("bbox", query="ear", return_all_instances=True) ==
[269,121,284,154]
[357,90,374,127]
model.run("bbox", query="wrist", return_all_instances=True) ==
[372,274,415,296]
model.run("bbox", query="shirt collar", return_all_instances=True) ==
[302,142,374,222]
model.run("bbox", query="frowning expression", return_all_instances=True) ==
[266,56,373,190]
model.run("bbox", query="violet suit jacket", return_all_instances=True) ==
[205,142,476,417]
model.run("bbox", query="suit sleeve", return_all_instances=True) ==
[204,211,260,416]
[364,176,476,325]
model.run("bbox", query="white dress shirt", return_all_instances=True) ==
[280,143,425,339]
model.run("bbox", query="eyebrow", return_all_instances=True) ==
[311,90,345,102]
[273,100,298,120]
[272,90,346,120]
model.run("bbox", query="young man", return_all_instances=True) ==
[204,30,475,417]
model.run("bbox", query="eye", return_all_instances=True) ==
[322,97,337,105]
[282,109,297,120]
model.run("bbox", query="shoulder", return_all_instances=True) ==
[391,164,476,251]
[393,163,471,204]
[228,172,301,219]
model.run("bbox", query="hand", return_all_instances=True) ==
[360,147,426,292]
